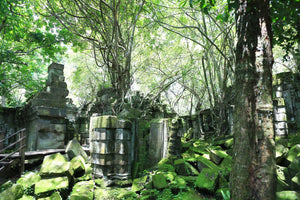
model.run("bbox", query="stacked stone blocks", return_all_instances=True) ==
[89,115,133,180]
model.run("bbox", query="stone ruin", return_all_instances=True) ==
[1,64,300,181]
[24,63,69,151]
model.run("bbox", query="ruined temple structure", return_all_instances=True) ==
[24,63,69,151]
[273,72,300,136]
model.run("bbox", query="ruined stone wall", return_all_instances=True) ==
[273,72,300,136]
[25,63,69,150]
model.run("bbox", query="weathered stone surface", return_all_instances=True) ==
[174,159,188,175]
[71,156,86,177]
[152,173,168,189]
[196,155,219,172]
[0,184,24,200]
[40,161,73,177]
[288,157,300,177]
[149,118,170,165]
[170,176,187,189]
[31,99,66,108]
[37,131,65,150]
[276,191,300,200]
[287,144,300,162]
[39,153,73,177]
[37,191,62,200]
[195,168,218,193]
[276,144,289,163]
[34,177,69,198]
[17,172,41,190]
[209,150,228,165]
[0,180,13,191]
[291,172,300,190]
[90,115,117,130]
[116,119,132,129]
[18,195,35,200]
[75,163,92,182]
[66,138,88,161]
[70,180,94,200]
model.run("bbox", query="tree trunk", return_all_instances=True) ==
[230,0,276,199]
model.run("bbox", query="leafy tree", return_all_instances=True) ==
[271,0,300,71]
[37,0,146,101]
[0,0,67,106]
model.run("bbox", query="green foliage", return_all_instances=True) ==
[271,0,300,59]
[0,0,70,106]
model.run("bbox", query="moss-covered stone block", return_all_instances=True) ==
[170,176,187,189]
[276,191,300,200]
[65,138,88,161]
[94,187,128,200]
[209,150,228,165]
[38,191,62,200]
[0,180,13,192]
[18,195,35,200]
[195,168,218,193]
[70,156,85,177]
[174,159,189,176]
[224,138,234,149]
[173,189,201,200]
[152,173,168,189]
[0,184,24,200]
[70,180,94,200]
[276,144,289,164]
[288,156,300,177]
[94,178,106,188]
[90,115,117,129]
[117,191,138,199]
[132,175,148,192]
[75,163,92,182]
[17,172,41,194]
[158,158,175,172]
[163,171,177,182]
[196,155,219,172]
[291,172,300,190]
[40,161,73,178]
[287,144,300,162]
[34,176,69,198]
[42,153,67,163]
[277,178,290,192]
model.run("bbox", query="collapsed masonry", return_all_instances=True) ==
[24,63,69,151]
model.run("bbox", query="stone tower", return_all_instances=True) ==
[25,63,69,150]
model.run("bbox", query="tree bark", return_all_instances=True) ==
[230,0,276,199]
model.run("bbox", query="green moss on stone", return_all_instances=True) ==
[0,184,24,200]
[197,155,219,172]
[70,180,94,200]
[34,176,69,198]
[287,144,300,162]
[132,175,148,192]
[38,191,62,200]
[18,195,35,200]
[90,115,117,129]
[195,168,218,193]
[17,172,41,192]
[276,191,300,200]
[152,173,168,189]
[291,172,300,190]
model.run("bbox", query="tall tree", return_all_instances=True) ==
[37,0,145,100]
[230,0,276,199]
[0,0,66,107]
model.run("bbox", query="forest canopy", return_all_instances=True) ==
[0,0,299,115]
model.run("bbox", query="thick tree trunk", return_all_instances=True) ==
[230,0,276,199]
